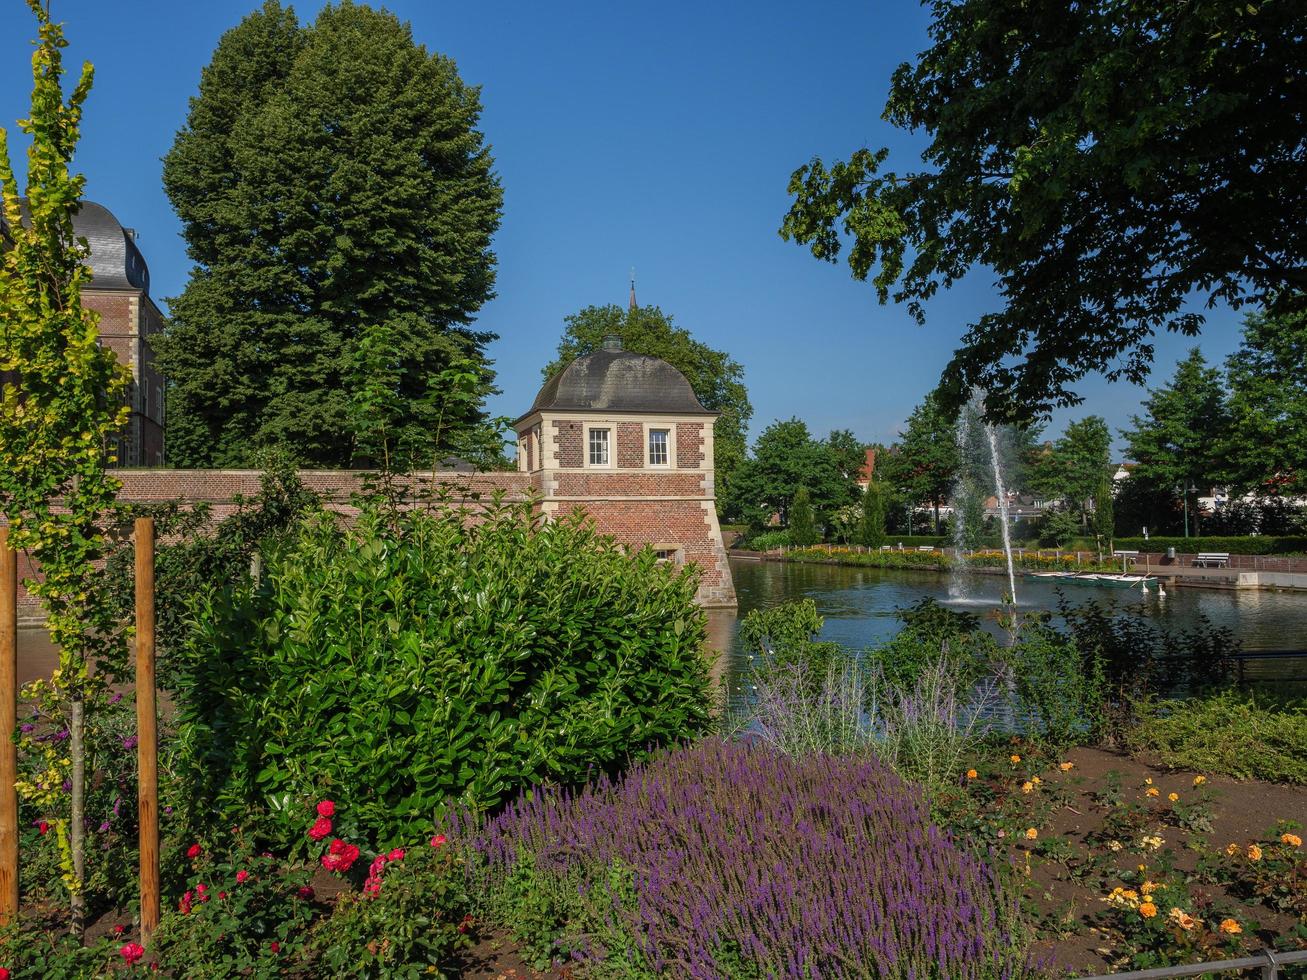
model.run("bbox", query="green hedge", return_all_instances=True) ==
[172,500,714,847]
[1112,536,1307,556]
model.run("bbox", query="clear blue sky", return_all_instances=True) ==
[0,0,1248,456]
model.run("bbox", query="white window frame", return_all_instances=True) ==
[647,427,671,467]
[586,425,612,468]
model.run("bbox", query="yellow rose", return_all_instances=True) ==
[1139,901,1158,918]
[1021,781,1034,794]
[1168,793,1179,802]
[1218,918,1242,935]
[1059,761,1074,771]
[1032,776,1042,785]
[1141,881,1156,895]
[1193,775,1206,786]
[1025,827,1038,840]
[1146,787,1160,798]
[1010,754,1022,764]
[1168,908,1196,930]
[1225,843,1241,857]
[1144,777,1153,785]
[1247,844,1263,861]
[966,769,978,780]
[1281,833,1303,848]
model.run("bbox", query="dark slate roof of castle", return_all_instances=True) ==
[522,337,714,420]
[4,200,150,295]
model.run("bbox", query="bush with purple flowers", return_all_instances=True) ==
[461,738,1036,978]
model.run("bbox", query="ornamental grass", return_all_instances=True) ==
[462,738,1035,978]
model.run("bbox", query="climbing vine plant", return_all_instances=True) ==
[0,0,130,929]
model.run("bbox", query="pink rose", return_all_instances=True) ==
[429,834,447,848]
[387,848,405,862]
[316,800,335,818]
[235,870,250,884]
[120,942,145,964]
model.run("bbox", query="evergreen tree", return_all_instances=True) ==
[1223,306,1307,497]
[547,303,752,511]
[157,1,503,467]
[788,487,818,546]
[858,482,888,548]
[1032,416,1112,527]
[879,392,959,533]
[1094,475,1115,546]
[1120,349,1230,534]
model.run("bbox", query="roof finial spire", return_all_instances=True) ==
[629,267,637,311]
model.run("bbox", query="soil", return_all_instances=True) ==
[1009,745,1306,976]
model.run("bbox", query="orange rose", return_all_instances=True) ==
[1219,918,1242,935]
[1139,902,1157,918]
[1281,833,1303,848]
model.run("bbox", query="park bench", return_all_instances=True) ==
[916,545,936,552]
[1194,552,1230,568]
[879,545,893,551]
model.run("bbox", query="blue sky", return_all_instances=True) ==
[0,0,1248,456]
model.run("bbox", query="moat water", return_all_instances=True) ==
[705,557,1307,704]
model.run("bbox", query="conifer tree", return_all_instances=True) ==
[789,487,818,546]
[158,1,503,467]
[858,482,888,548]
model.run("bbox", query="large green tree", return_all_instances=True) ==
[1032,416,1112,527]
[878,392,959,533]
[1120,348,1230,533]
[1223,306,1307,497]
[546,303,752,510]
[781,0,1306,420]
[158,1,503,467]
[724,419,852,530]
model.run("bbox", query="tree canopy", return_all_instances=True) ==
[157,0,503,467]
[723,419,857,530]
[877,392,959,532]
[1031,416,1112,526]
[547,303,752,508]
[781,0,1306,420]
[1223,306,1307,497]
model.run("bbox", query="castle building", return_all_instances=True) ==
[1,201,166,466]
[514,337,736,607]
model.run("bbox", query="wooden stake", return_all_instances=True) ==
[135,518,160,943]
[0,528,18,924]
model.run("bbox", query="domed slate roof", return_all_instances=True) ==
[522,338,714,421]
[7,199,150,294]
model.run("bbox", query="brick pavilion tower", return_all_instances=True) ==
[514,337,736,607]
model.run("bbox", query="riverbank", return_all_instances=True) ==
[730,545,1307,592]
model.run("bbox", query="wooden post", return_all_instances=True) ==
[0,528,18,924]
[134,518,160,943]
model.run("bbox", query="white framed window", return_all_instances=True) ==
[588,427,610,466]
[648,428,670,466]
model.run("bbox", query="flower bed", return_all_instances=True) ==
[463,738,1035,978]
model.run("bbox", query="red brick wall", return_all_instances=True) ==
[676,422,705,468]
[617,422,643,468]
[553,471,706,497]
[553,420,582,467]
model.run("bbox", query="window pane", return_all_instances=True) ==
[649,429,669,465]
[589,428,610,465]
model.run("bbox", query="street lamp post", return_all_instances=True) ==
[1181,483,1199,538]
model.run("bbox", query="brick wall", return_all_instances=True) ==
[553,471,706,498]
[617,422,643,468]
[676,422,705,468]
[553,420,582,467]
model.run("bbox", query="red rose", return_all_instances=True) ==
[37,821,49,836]
[235,870,250,884]
[186,843,202,859]
[270,942,281,954]
[321,839,359,872]
[113,924,126,935]
[387,848,405,862]
[308,816,332,841]
[429,834,447,848]
[120,942,145,964]
[297,885,315,901]
[1,967,12,979]
[316,800,335,818]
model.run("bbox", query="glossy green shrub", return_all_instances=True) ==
[171,499,713,847]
